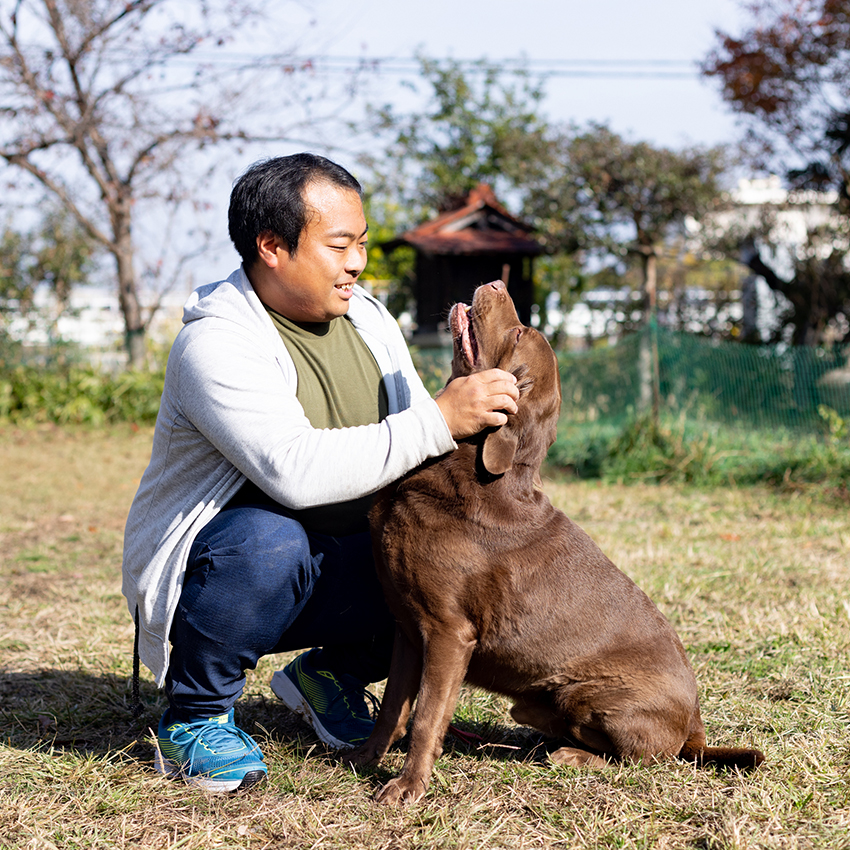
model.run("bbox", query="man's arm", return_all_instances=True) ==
[173,326,456,510]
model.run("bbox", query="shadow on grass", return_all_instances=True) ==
[442,720,551,764]
[0,668,555,779]
[0,669,320,758]
[279,714,557,793]
[0,669,167,761]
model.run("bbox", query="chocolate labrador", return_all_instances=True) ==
[349,280,764,804]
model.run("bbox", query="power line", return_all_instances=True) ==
[174,54,700,79]
[2,46,701,79]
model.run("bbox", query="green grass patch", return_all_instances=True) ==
[551,411,850,491]
[0,427,849,846]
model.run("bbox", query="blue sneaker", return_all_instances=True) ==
[155,708,267,792]
[270,649,378,749]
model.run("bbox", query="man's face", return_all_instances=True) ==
[259,180,368,323]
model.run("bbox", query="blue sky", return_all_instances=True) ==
[169,0,758,283]
[299,0,751,148]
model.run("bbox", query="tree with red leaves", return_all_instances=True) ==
[703,1,850,344]
[704,0,850,202]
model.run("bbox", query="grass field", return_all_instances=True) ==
[1,425,848,849]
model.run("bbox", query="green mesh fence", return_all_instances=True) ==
[408,328,850,484]
[559,324,850,434]
[412,326,850,433]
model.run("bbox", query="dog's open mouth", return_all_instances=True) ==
[451,304,478,367]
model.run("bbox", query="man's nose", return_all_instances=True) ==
[346,244,367,276]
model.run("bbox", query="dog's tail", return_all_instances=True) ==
[679,735,765,771]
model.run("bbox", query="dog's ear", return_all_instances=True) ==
[481,424,519,475]
[478,364,531,475]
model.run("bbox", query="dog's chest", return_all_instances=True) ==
[376,460,552,579]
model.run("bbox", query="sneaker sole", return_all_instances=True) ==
[154,750,267,793]
[270,669,353,750]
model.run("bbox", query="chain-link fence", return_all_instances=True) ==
[552,325,850,484]
[559,324,850,434]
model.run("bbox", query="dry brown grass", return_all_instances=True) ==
[1,425,849,849]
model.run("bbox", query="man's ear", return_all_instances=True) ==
[480,423,518,475]
[256,231,286,268]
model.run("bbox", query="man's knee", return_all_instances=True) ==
[185,507,321,620]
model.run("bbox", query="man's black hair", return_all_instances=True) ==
[228,153,362,266]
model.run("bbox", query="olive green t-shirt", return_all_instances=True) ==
[264,307,389,536]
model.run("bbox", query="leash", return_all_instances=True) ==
[447,723,484,745]
[132,605,144,719]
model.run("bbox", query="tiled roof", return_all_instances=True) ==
[388,184,542,256]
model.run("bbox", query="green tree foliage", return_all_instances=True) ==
[0,222,27,307]
[361,57,571,325]
[30,208,100,312]
[362,56,557,222]
[364,59,730,341]
[525,124,729,311]
[359,195,416,319]
[0,207,99,337]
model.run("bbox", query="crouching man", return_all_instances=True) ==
[122,153,519,791]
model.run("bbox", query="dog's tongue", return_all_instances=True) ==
[458,305,477,366]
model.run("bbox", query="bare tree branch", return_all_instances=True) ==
[2,152,112,246]
[0,0,355,366]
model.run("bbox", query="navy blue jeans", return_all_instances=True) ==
[165,499,394,719]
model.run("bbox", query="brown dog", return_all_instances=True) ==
[349,280,764,804]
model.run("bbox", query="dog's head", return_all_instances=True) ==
[448,280,562,478]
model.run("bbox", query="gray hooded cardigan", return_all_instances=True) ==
[122,267,456,685]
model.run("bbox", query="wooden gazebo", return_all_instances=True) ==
[385,184,542,345]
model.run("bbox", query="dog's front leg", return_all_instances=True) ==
[375,628,475,805]
[347,625,421,768]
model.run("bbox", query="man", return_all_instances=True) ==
[122,153,519,793]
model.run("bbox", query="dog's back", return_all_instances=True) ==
[374,442,702,754]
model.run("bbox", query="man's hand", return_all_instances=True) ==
[435,369,519,440]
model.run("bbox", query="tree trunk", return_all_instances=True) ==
[644,250,657,314]
[741,273,759,342]
[112,207,146,369]
[638,249,660,423]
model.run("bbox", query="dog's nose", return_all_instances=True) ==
[487,280,507,292]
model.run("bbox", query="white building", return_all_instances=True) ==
[4,282,192,368]
[544,176,842,346]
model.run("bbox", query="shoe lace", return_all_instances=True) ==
[326,680,381,723]
[181,718,257,761]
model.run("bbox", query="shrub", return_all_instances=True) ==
[551,412,850,491]
[0,363,165,425]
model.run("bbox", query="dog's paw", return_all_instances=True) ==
[373,774,427,805]
[549,746,607,769]
[343,744,381,768]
